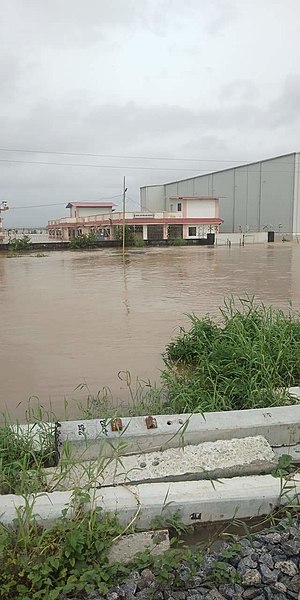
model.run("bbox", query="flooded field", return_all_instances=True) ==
[0,244,300,418]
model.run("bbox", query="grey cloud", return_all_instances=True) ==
[205,0,238,35]
[269,75,300,127]
[0,84,294,172]
[1,0,240,52]
[0,98,267,160]
[0,55,21,100]
[0,88,291,226]
[1,0,175,49]
[220,79,260,103]
[2,69,298,154]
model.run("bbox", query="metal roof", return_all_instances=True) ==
[169,196,219,200]
[66,202,115,208]
[140,151,297,188]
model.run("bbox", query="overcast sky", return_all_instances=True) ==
[1,0,300,226]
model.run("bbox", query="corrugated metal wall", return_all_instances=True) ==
[141,153,296,233]
[140,185,165,212]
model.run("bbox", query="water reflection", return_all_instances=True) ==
[0,244,299,418]
[0,256,6,286]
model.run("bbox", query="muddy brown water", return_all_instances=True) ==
[1,244,300,419]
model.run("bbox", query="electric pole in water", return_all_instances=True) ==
[122,176,127,261]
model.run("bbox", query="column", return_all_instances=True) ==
[183,225,189,239]
[62,228,69,241]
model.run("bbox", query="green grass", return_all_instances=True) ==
[162,296,300,414]
[0,422,56,495]
[0,499,125,600]
[0,494,206,600]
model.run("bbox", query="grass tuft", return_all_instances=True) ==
[162,296,300,413]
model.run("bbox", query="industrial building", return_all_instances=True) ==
[140,152,300,234]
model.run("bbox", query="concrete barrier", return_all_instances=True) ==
[46,436,277,490]
[273,444,300,463]
[11,422,55,451]
[56,404,300,461]
[108,530,170,564]
[97,474,300,529]
[0,491,73,527]
[1,474,299,529]
[9,387,299,456]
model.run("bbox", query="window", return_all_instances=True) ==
[170,203,174,211]
[177,203,182,211]
[188,226,197,237]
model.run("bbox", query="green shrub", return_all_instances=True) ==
[134,237,145,247]
[10,236,31,251]
[69,232,97,249]
[171,237,187,246]
[0,505,124,600]
[114,225,135,246]
[162,297,300,413]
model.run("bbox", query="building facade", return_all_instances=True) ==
[48,198,223,242]
[140,152,300,234]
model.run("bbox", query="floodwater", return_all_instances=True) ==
[1,244,300,418]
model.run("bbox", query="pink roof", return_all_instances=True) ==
[55,217,223,227]
[66,202,115,208]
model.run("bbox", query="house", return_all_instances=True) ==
[47,197,223,243]
[48,202,115,241]
[66,202,115,219]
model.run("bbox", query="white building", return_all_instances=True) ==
[66,201,115,219]
[140,152,300,234]
[48,198,223,242]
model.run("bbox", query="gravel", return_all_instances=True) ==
[66,516,300,600]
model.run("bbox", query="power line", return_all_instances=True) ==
[0,147,298,168]
[11,202,67,210]
[0,147,251,163]
[9,194,123,210]
[126,195,154,214]
[0,158,204,172]
[0,157,297,174]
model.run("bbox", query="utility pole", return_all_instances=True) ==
[122,176,127,261]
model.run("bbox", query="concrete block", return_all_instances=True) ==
[288,386,300,398]
[46,436,276,490]
[0,491,73,527]
[11,422,55,451]
[108,530,170,565]
[1,474,299,529]
[56,404,300,461]
[273,444,300,463]
[95,474,300,530]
